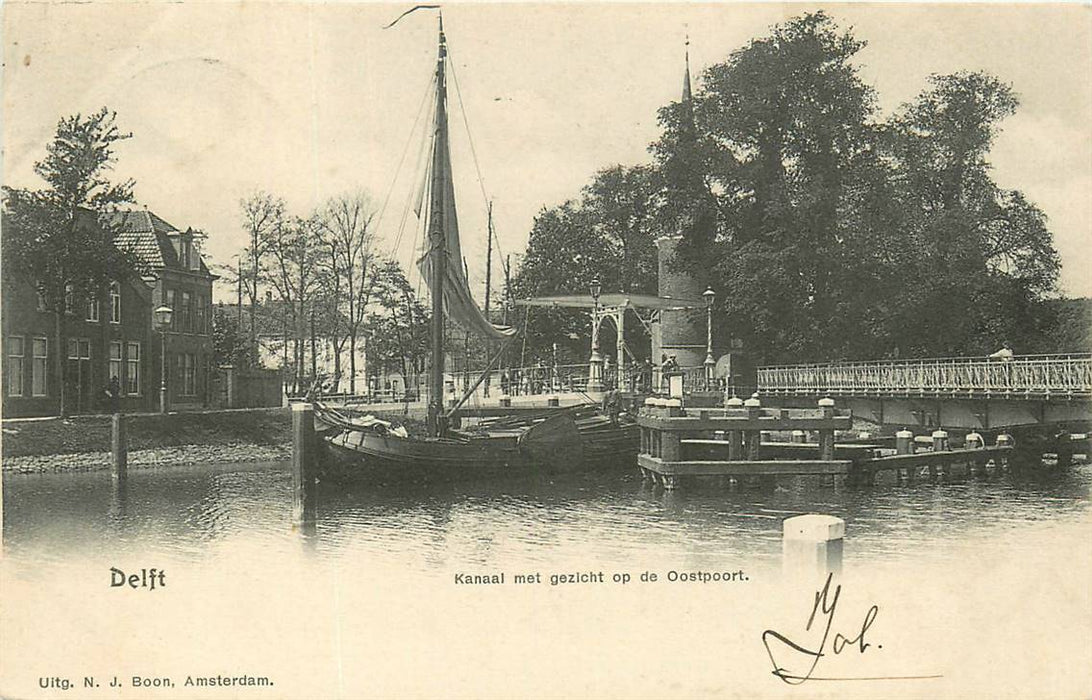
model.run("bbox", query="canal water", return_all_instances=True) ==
[3,457,1091,699]
[5,457,1091,571]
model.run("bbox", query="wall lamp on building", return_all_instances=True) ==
[153,305,173,414]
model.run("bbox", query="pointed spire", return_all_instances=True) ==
[682,32,693,103]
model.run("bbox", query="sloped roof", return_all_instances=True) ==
[105,209,212,276]
[107,210,174,268]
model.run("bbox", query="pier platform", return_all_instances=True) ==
[636,397,1019,489]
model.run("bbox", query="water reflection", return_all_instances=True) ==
[3,457,1090,575]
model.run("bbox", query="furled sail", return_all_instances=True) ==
[417,83,515,341]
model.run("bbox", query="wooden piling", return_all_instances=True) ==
[111,412,127,481]
[896,429,914,455]
[661,431,681,462]
[1055,433,1074,468]
[965,432,984,476]
[292,402,318,523]
[727,431,743,460]
[817,398,836,461]
[783,514,844,579]
[744,396,762,459]
[896,428,914,482]
[931,430,949,481]
[996,434,1013,469]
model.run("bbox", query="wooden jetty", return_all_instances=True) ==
[636,396,1017,490]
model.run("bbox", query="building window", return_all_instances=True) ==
[87,296,100,322]
[110,282,121,324]
[165,289,176,330]
[181,292,192,333]
[109,341,123,382]
[195,295,205,336]
[126,342,141,395]
[182,353,196,396]
[68,339,91,360]
[36,287,48,312]
[31,338,48,397]
[64,283,74,315]
[7,337,25,397]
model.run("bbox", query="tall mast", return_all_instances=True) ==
[427,14,449,437]
[484,201,494,318]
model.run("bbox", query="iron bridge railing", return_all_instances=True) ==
[758,353,1092,399]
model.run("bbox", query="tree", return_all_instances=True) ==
[261,214,323,393]
[211,306,256,368]
[511,166,660,363]
[582,165,660,293]
[886,71,1061,354]
[2,107,142,416]
[239,191,284,349]
[658,11,897,362]
[363,259,429,392]
[316,192,377,393]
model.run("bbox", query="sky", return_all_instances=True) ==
[4,2,1090,301]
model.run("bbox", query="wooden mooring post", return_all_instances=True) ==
[111,412,127,481]
[931,430,949,482]
[965,431,984,476]
[895,428,914,482]
[292,402,318,523]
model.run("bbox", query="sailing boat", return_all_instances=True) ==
[316,13,636,483]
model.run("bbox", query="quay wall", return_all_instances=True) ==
[2,406,427,474]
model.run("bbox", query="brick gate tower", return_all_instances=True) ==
[651,41,710,375]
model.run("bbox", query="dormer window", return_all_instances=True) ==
[110,282,121,324]
[180,237,191,269]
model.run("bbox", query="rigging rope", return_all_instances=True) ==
[447,50,509,296]
[387,72,437,261]
[375,69,434,260]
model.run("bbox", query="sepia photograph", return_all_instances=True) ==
[2,2,1090,698]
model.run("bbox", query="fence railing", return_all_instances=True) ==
[758,354,1092,398]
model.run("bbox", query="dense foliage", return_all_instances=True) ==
[512,11,1071,364]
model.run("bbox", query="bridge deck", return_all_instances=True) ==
[758,353,1091,399]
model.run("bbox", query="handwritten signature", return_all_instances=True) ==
[761,572,882,684]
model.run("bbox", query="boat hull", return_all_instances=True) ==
[313,402,639,484]
[321,430,561,484]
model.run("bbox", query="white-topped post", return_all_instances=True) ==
[783,513,845,579]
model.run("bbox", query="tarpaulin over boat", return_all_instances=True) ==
[417,101,515,341]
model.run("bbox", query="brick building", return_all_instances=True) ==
[2,208,216,417]
[2,260,154,416]
[108,210,216,411]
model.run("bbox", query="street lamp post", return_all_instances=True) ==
[154,305,173,414]
[588,277,603,392]
[703,287,716,390]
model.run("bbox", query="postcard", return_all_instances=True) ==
[2,3,1090,699]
